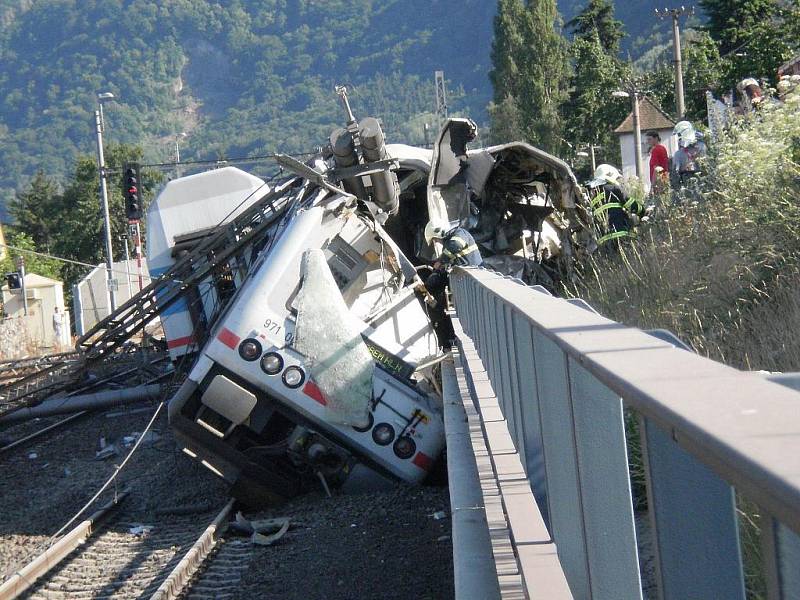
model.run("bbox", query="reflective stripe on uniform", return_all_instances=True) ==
[590,191,606,207]
[592,202,622,215]
[443,243,479,259]
[624,197,642,212]
[597,230,633,244]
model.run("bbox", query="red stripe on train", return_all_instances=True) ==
[303,381,327,406]
[167,335,196,350]
[412,451,434,471]
[217,327,240,350]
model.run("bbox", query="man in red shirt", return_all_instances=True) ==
[646,130,669,193]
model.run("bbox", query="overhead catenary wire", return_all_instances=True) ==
[0,242,152,280]
[103,150,318,176]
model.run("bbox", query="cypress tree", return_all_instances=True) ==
[565,0,624,54]
[489,0,527,104]
[489,0,571,154]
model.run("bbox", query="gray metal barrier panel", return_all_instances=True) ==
[450,267,800,600]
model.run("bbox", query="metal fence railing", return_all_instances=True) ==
[449,266,800,600]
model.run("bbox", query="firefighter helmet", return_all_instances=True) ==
[587,164,622,188]
[673,120,697,148]
[737,77,760,93]
[424,219,452,244]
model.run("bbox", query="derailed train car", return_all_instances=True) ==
[165,97,593,504]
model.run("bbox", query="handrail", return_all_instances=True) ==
[450,266,800,600]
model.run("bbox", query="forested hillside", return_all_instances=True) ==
[0,0,496,215]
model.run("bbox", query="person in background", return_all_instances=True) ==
[52,305,64,350]
[671,121,707,188]
[645,130,669,195]
[737,77,764,111]
[586,164,643,248]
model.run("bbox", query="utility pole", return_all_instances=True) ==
[632,93,643,181]
[434,70,447,130]
[174,132,187,179]
[95,92,117,312]
[656,6,694,119]
[613,82,646,185]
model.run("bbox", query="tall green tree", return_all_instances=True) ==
[488,94,526,145]
[699,0,799,85]
[9,171,61,253]
[565,0,625,54]
[489,0,571,153]
[564,33,629,165]
[490,0,527,103]
[0,231,61,282]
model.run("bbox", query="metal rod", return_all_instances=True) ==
[0,384,162,424]
[0,411,88,454]
[18,262,27,317]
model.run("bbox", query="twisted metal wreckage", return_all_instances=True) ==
[1,89,597,504]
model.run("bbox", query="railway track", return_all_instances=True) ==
[2,498,251,600]
[0,349,172,424]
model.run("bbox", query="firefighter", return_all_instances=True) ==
[586,164,643,248]
[672,120,707,188]
[423,219,482,347]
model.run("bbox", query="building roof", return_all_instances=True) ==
[778,53,800,76]
[1,272,63,291]
[614,96,676,134]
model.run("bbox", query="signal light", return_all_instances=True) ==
[238,338,262,361]
[5,272,21,290]
[372,423,395,446]
[260,352,284,375]
[393,435,416,459]
[123,162,143,222]
[282,366,305,389]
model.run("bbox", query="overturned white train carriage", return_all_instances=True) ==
[162,116,591,504]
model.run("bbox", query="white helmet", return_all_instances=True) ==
[424,219,452,244]
[737,77,759,93]
[587,164,622,188]
[673,120,697,148]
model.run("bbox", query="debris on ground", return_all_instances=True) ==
[94,445,118,460]
[128,524,154,536]
[233,513,292,546]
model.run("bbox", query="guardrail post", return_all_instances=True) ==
[567,359,642,600]
[531,329,590,598]
[761,516,800,599]
[639,416,745,600]
[510,309,548,523]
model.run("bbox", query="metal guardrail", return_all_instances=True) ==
[449,267,800,600]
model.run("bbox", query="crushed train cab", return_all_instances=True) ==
[169,145,446,504]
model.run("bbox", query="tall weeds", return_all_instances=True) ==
[568,99,800,599]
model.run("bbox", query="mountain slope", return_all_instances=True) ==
[0,0,496,213]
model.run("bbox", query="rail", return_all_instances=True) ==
[447,266,800,600]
